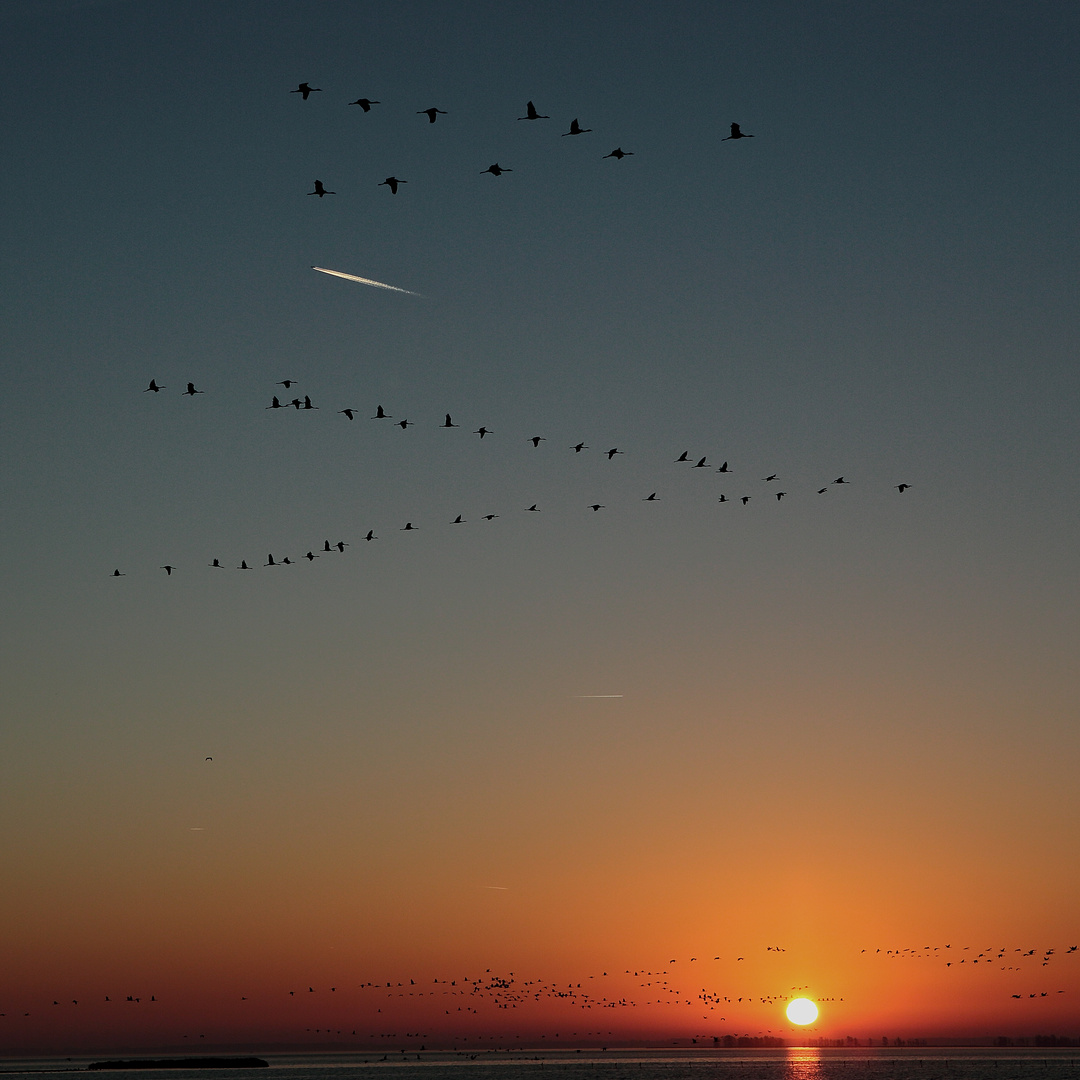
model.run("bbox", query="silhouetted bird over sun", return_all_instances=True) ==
[379,176,406,194]
[308,180,335,197]
[517,101,549,120]
[723,123,753,140]
[292,83,322,100]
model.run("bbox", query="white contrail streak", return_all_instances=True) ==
[312,266,421,296]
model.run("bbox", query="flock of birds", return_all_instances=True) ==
[116,376,913,578]
[284,81,757,197]
[4,945,1073,1047]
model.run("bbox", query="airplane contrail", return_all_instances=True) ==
[312,266,421,296]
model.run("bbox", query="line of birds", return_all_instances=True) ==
[287,83,753,196]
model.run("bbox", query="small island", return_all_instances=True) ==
[88,1058,269,1070]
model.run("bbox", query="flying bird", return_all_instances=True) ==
[897,483,911,492]
[304,551,318,561]
[722,123,753,140]
[482,163,512,176]
[572,442,588,452]
[144,379,164,392]
[291,82,322,99]
[562,118,592,136]
[776,491,786,500]
[417,107,447,123]
[442,414,458,427]
[452,515,465,524]
[308,180,335,197]
[183,382,203,396]
[482,514,498,521]
[277,380,297,388]
[112,569,125,576]
[526,504,540,512]
[588,504,605,511]
[833,476,849,484]
[396,419,413,429]
[401,522,417,531]
[339,409,357,420]
[474,426,492,438]
[693,457,708,468]
[529,436,546,447]
[335,541,348,552]
[265,554,277,567]
[741,496,751,505]
[371,405,391,419]
[237,560,252,570]
[348,97,380,111]
[379,176,406,194]
[209,559,223,568]
[302,396,317,409]
[762,474,778,481]
[717,461,731,473]
[363,530,377,541]
[160,565,175,575]
[675,451,690,462]
[644,493,659,501]
[606,447,623,459]
[266,396,284,410]
[604,147,633,159]
[517,101,549,120]
[718,494,728,503]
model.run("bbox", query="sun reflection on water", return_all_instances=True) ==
[784,1045,824,1080]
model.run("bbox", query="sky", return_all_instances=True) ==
[1,0,1078,1056]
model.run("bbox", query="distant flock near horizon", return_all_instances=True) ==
[114,377,914,578]
[2,944,1073,1040]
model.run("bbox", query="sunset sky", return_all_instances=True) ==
[1,0,1078,1056]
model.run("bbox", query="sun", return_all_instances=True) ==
[786,998,819,1025]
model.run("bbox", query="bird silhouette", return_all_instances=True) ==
[339,409,357,420]
[606,448,623,459]
[718,494,728,503]
[237,560,251,570]
[290,398,302,409]
[818,487,829,494]
[323,540,333,552]
[418,107,447,123]
[452,515,465,524]
[266,396,284,409]
[693,457,708,468]
[588,504,605,511]
[526,504,540,512]
[303,551,318,561]
[183,382,203,396]
[722,123,753,140]
[160,565,175,575]
[379,176,406,194]
[396,419,413,429]
[762,474,778,481]
[371,405,391,418]
[401,522,417,531]
[348,97,380,111]
[517,101,549,120]
[474,427,492,438]
[482,514,498,521]
[717,461,731,473]
[308,180,335,197]
[741,496,751,505]
[303,395,317,409]
[562,118,592,136]
[144,379,164,392]
[529,436,546,447]
[441,413,458,428]
[277,379,297,388]
[209,559,223,568]
[482,163,512,176]
[604,147,633,159]
[897,483,911,492]
[644,493,659,501]
[363,530,377,541]
[833,476,848,484]
[675,451,690,462]
[112,569,125,576]
[776,492,786,500]
[265,554,277,567]
[336,541,348,552]
[292,83,321,100]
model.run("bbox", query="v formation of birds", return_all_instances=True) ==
[117,91,908,579]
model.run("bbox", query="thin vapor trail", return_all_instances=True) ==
[576,694,624,698]
[312,265,421,296]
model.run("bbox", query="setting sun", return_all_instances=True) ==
[786,998,819,1025]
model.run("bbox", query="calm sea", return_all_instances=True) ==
[2,1050,1079,1080]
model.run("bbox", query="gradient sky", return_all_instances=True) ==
[1,0,1078,1056]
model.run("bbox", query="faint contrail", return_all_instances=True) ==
[312,266,421,296]
[576,694,624,698]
